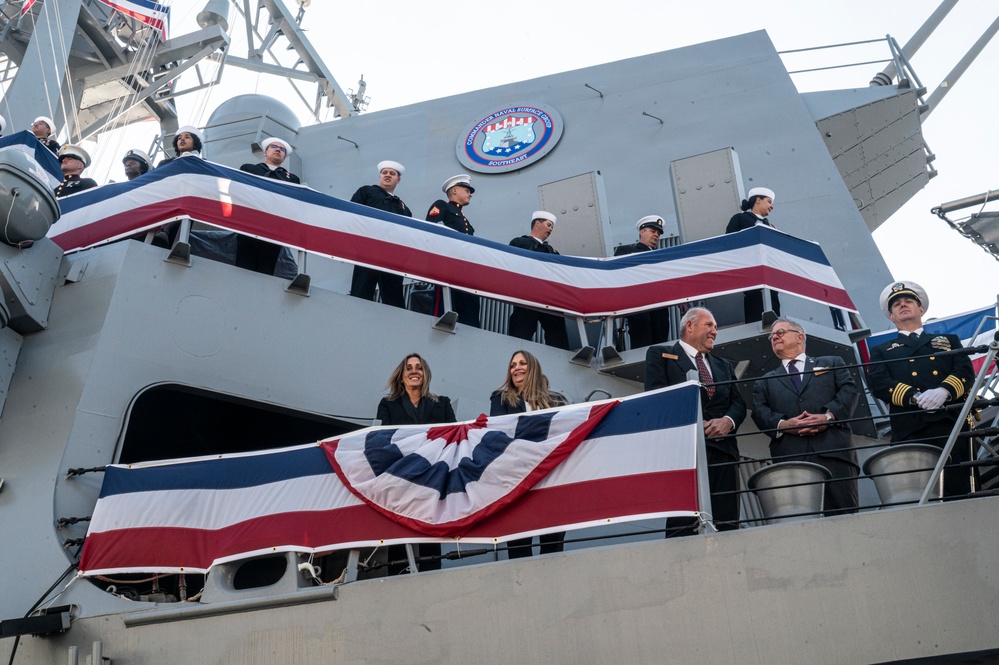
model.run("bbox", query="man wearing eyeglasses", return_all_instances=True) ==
[240,137,300,184]
[752,318,860,514]
[645,307,746,535]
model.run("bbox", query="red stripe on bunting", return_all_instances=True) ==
[323,401,619,537]
[78,469,696,574]
[51,196,853,315]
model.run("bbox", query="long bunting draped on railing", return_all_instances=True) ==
[50,158,856,318]
[78,384,702,576]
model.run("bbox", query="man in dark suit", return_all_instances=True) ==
[752,318,859,514]
[725,186,780,323]
[866,281,975,498]
[349,160,411,308]
[235,137,300,274]
[507,211,569,349]
[646,306,746,534]
[615,215,669,348]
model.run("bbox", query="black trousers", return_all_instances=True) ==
[666,446,739,537]
[350,267,405,308]
[235,236,283,276]
[433,287,480,328]
[508,307,569,349]
[743,289,781,323]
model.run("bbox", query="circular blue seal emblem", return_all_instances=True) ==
[456,103,564,174]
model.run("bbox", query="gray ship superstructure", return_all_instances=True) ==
[1,1,998,663]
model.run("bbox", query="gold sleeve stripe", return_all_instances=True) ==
[943,375,966,399]
[890,383,914,407]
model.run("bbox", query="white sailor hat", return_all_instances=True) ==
[636,215,664,233]
[175,125,204,142]
[58,144,92,167]
[880,281,928,317]
[377,160,405,175]
[263,137,292,155]
[442,174,474,194]
[32,116,55,135]
[122,148,151,169]
[532,211,556,225]
[747,187,775,202]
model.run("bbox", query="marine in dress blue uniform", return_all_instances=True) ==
[426,174,480,327]
[54,145,98,198]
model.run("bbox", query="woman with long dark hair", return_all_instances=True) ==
[376,353,455,572]
[377,353,456,425]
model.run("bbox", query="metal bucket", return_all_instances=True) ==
[862,443,943,505]
[748,461,830,524]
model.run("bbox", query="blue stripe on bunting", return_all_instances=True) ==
[0,131,63,184]
[587,384,700,439]
[363,412,557,498]
[98,445,331,498]
[55,158,832,271]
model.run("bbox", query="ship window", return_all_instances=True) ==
[118,384,362,464]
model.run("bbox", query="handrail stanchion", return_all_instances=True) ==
[165,216,192,266]
[694,392,716,533]
[599,317,623,365]
[570,316,595,366]
[919,338,999,504]
[343,549,361,583]
[286,249,311,295]
[433,286,458,333]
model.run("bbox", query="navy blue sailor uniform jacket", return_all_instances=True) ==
[866,332,974,441]
[239,162,301,184]
[351,184,412,217]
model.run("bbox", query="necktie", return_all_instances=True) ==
[788,359,802,392]
[695,352,715,398]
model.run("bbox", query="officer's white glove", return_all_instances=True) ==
[916,387,949,410]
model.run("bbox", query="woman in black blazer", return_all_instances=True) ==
[377,353,456,426]
[376,353,455,573]
[489,350,567,559]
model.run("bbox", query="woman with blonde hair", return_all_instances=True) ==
[489,350,567,558]
[489,349,566,415]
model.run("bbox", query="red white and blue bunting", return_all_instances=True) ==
[51,158,856,317]
[78,384,701,575]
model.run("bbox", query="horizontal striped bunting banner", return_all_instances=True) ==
[50,158,855,317]
[78,384,702,576]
